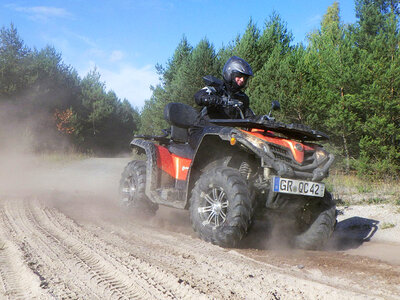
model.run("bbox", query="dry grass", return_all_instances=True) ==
[380,222,396,230]
[325,171,400,207]
[37,151,91,165]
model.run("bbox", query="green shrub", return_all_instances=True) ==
[355,155,400,181]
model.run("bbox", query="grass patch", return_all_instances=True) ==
[367,197,388,205]
[380,222,396,230]
[323,181,335,193]
[326,172,400,206]
[357,184,373,193]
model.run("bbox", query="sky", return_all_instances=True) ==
[0,0,357,109]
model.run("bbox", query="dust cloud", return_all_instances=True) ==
[0,101,121,224]
[0,101,193,234]
[0,102,68,196]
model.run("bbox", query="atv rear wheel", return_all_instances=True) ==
[293,192,336,250]
[119,160,158,215]
[189,166,252,248]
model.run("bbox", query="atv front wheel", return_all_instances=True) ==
[189,166,252,247]
[294,192,336,250]
[119,160,158,215]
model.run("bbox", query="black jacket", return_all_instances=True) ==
[194,75,254,123]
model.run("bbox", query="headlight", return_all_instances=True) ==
[243,133,267,150]
[315,148,328,164]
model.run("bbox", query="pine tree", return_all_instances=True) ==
[139,86,169,135]
[255,12,293,71]
[355,1,400,177]
[233,19,261,72]
[0,23,31,98]
[307,2,362,172]
[170,38,218,106]
[158,36,192,87]
[246,12,294,115]
[140,37,194,134]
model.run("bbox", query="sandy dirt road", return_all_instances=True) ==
[0,157,399,299]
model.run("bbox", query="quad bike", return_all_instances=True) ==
[119,98,336,250]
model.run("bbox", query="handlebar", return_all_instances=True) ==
[220,98,245,119]
[220,97,243,108]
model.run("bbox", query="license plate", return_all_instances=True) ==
[272,176,325,197]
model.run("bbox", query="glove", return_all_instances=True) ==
[201,94,223,106]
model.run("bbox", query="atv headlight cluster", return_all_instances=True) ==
[239,131,267,150]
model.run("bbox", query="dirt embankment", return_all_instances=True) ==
[0,157,399,299]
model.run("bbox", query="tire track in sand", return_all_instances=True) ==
[77,212,400,300]
[1,195,399,299]
[0,212,45,300]
[0,197,202,299]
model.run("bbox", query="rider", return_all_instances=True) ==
[194,55,255,120]
[190,56,255,148]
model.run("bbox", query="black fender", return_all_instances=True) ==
[130,139,189,209]
[184,126,261,208]
[130,139,159,201]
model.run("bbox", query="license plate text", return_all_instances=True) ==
[272,177,325,197]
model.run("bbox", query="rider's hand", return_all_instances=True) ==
[202,94,223,106]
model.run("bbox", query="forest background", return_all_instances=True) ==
[1,0,399,179]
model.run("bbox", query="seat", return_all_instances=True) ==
[164,102,198,143]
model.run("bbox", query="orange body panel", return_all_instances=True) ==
[245,129,315,164]
[156,145,191,181]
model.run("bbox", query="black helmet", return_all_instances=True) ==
[222,56,253,90]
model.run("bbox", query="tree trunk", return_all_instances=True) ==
[341,87,350,174]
